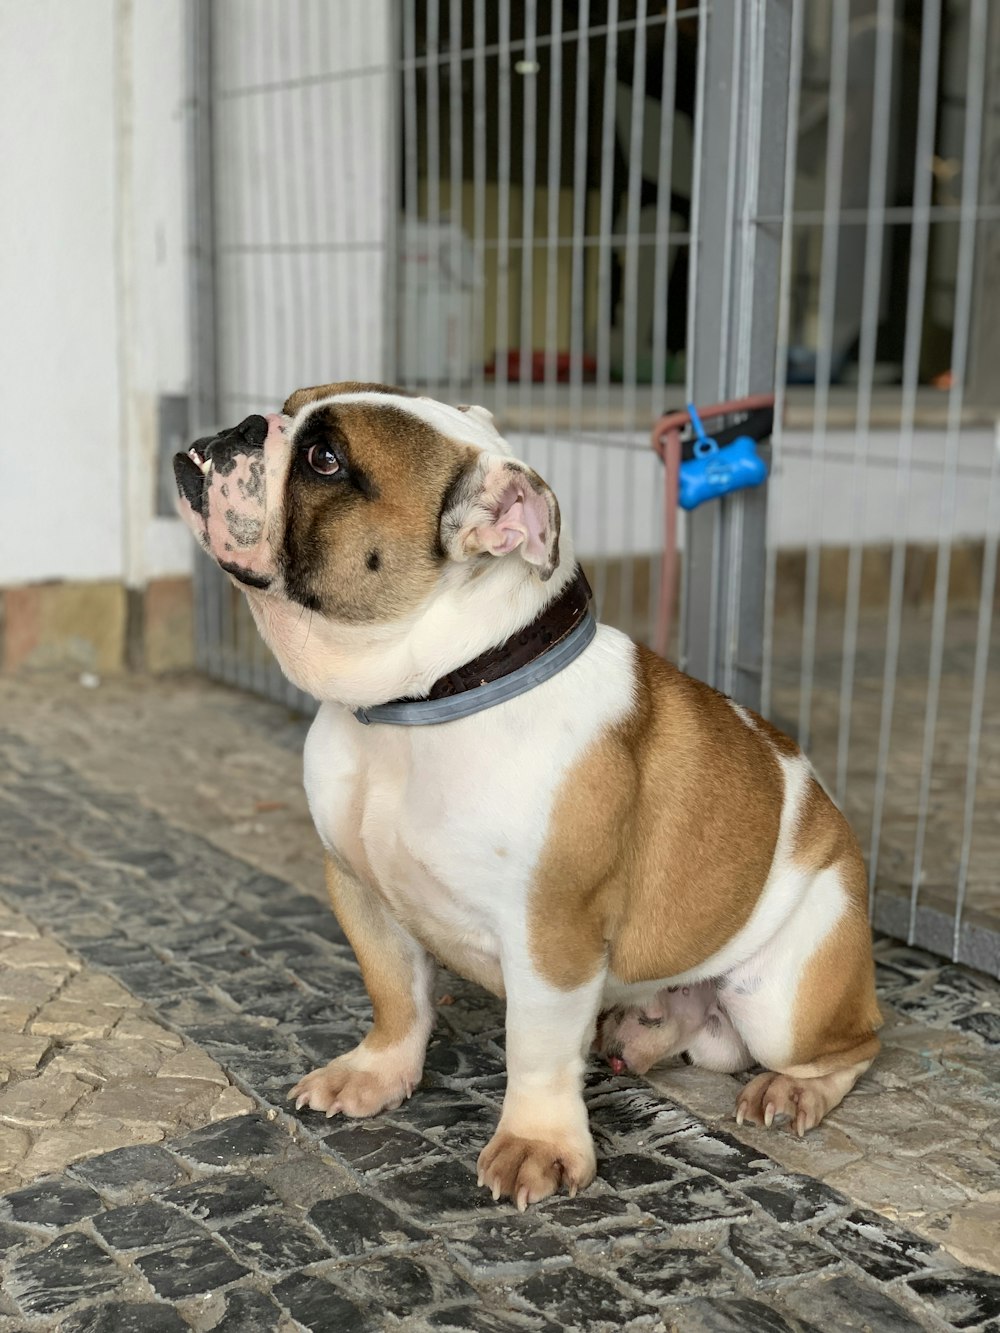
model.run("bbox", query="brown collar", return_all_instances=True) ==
[353,566,594,726]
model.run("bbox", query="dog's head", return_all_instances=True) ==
[173,382,561,650]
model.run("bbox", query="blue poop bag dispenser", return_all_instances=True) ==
[679,402,768,510]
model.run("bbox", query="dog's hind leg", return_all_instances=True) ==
[289,857,436,1118]
[723,851,882,1136]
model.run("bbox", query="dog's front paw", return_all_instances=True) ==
[289,1054,417,1119]
[477,1129,596,1211]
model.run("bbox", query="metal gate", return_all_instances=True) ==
[188,0,1000,976]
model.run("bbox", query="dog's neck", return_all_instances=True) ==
[245,540,579,709]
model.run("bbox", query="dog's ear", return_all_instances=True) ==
[440,454,561,581]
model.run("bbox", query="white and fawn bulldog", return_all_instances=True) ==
[174,383,881,1210]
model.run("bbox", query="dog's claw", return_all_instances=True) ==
[764,1101,775,1128]
[294,1094,306,1111]
[735,1102,746,1127]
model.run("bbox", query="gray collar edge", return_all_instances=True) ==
[353,612,597,727]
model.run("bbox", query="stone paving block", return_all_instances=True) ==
[321,1119,448,1176]
[635,1173,753,1227]
[133,1236,249,1298]
[778,1274,933,1331]
[112,1015,185,1048]
[0,1217,42,1256]
[0,968,61,1005]
[31,999,123,1041]
[444,1215,573,1278]
[955,1011,1000,1045]
[595,1152,691,1192]
[219,1209,330,1274]
[272,1271,379,1332]
[0,1125,30,1177]
[308,1190,428,1256]
[820,1208,953,1282]
[740,1173,850,1225]
[661,1129,772,1182]
[210,1285,287,1333]
[69,1144,188,1198]
[514,1267,655,1331]
[17,1120,166,1181]
[60,971,143,1010]
[659,1297,815,1332]
[170,1113,289,1168]
[0,1033,51,1076]
[0,1066,88,1134]
[0,999,35,1031]
[0,912,40,939]
[92,1199,209,1251]
[427,1306,562,1332]
[380,1159,501,1222]
[908,1272,1000,1328]
[535,1192,636,1231]
[58,1302,190,1332]
[726,1220,840,1283]
[7,1230,125,1315]
[613,1244,739,1303]
[208,1084,256,1121]
[0,936,80,972]
[47,1037,170,1084]
[335,1251,477,1315]
[158,1172,279,1222]
[0,1177,103,1227]
[77,1076,226,1129]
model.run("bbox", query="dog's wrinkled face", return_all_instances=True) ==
[173,382,561,626]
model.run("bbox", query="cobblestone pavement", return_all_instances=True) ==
[1,681,1000,1330]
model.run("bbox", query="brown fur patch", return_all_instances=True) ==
[281,402,475,622]
[324,857,418,1051]
[786,780,882,1070]
[529,646,787,990]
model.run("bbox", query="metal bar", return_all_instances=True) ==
[425,0,441,390]
[909,0,988,944]
[402,0,419,389]
[382,0,401,383]
[541,0,564,485]
[868,0,942,906]
[835,0,895,805]
[592,1,619,615]
[953,424,1000,955]
[471,0,487,404]
[619,0,647,636]
[567,2,590,551]
[187,0,220,433]
[683,0,790,707]
[797,0,850,751]
[760,0,804,718]
[448,0,463,401]
[518,2,538,458]
[494,1,512,416]
[647,0,679,648]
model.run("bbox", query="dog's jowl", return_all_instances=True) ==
[174,384,881,1210]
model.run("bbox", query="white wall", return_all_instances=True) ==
[0,0,192,588]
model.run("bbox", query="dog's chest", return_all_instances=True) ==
[304,708,537,971]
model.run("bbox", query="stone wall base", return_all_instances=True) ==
[0,578,193,675]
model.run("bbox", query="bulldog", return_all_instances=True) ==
[174,383,881,1209]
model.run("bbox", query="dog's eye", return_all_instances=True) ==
[307,443,341,476]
